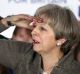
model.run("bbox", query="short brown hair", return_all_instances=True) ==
[34,4,80,55]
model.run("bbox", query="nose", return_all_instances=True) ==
[31,27,39,36]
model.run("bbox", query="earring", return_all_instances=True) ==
[56,41,61,46]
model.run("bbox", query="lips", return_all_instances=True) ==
[32,39,40,44]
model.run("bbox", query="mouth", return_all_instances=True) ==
[32,39,40,44]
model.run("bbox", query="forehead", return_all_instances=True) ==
[31,15,49,27]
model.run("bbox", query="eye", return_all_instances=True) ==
[39,26,46,31]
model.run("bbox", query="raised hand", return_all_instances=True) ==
[1,14,34,29]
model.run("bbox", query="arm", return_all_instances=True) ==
[0,16,10,32]
[0,39,32,69]
[0,14,34,32]
[0,14,33,69]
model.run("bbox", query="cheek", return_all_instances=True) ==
[16,37,24,40]
[42,35,57,50]
[14,36,27,41]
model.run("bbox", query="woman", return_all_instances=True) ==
[31,4,80,74]
[0,4,80,74]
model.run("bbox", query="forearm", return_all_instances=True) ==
[0,39,20,69]
[0,14,33,31]
[0,39,32,69]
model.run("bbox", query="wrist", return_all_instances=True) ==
[0,16,14,27]
[7,21,14,26]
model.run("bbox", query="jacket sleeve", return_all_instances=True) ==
[0,20,9,32]
[0,39,32,69]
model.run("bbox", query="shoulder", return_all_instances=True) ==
[63,60,80,74]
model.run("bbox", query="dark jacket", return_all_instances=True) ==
[0,24,80,74]
[0,35,8,39]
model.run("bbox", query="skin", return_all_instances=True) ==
[31,15,64,55]
[31,17,64,74]
[32,22,58,54]
[1,14,33,29]
[12,27,32,43]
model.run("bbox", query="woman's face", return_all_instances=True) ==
[31,19,58,54]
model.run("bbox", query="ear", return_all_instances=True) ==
[56,38,66,46]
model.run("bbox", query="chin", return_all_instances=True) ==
[33,47,41,53]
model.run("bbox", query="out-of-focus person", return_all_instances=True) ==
[11,27,32,43]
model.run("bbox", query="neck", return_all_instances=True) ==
[41,48,63,73]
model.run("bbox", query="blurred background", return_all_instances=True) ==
[0,0,80,38]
